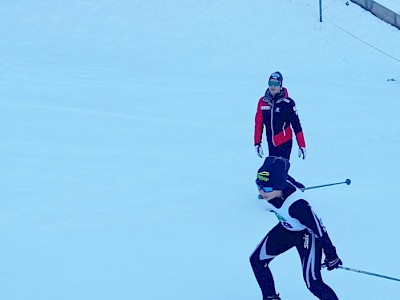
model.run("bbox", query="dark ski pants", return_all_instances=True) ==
[250,224,339,300]
[267,140,292,160]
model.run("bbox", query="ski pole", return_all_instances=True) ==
[323,264,400,283]
[300,179,351,192]
[257,179,351,199]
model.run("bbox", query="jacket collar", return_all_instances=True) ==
[263,88,287,104]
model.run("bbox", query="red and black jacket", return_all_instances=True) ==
[254,87,306,148]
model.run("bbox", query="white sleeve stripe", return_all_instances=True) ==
[312,212,323,237]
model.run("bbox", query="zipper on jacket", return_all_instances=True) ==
[271,102,276,146]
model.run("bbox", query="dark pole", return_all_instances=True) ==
[319,0,323,22]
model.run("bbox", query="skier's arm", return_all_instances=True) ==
[286,175,305,189]
[289,201,341,266]
[254,98,264,145]
[288,99,306,148]
[289,200,324,237]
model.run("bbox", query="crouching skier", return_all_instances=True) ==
[250,156,342,300]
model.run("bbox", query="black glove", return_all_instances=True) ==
[287,175,305,189]
[266,294,281,300]
[255,144,264,158]
[298,147,306,159]
[324,256,343,271]
[321,234,342,271]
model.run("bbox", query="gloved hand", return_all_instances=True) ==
[255,144,264,158]
[298,147,306,159]
[287,175,305,189]
[266,294,281,300]
[324,256,343,271]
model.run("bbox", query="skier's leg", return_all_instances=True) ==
[296,231,339,300]
[250,224,294,298]
[267,140,292,160]
[279,140,292,160]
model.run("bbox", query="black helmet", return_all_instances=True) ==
[256,156,290,191]
[269,71,283,86]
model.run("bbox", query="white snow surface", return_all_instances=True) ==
[376,0,400,13]
[0,0,399,299]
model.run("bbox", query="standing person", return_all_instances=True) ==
[254,72,306,160]
[250,156,342,300]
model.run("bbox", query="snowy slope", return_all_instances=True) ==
[0,0,399,299]
[377,0,400,13]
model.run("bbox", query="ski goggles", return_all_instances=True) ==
[268,80,281,87]
[256,184,273,192]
